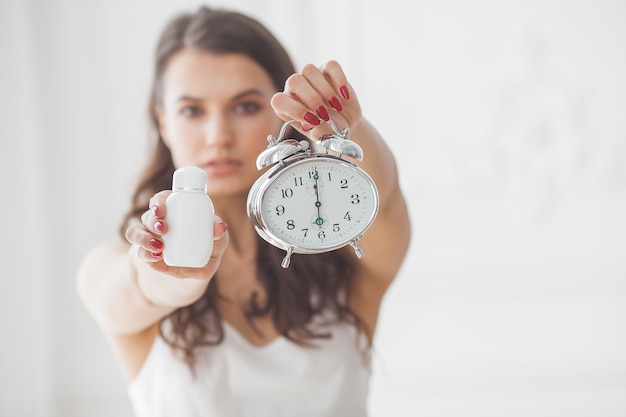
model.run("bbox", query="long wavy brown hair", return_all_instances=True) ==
[119,6,366,367]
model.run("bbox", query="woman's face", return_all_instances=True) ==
[157,50,283,198]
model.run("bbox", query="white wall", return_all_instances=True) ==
[0,1,53,416]
[1,0,624,416]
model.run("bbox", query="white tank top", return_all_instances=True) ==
[128,320,371,417]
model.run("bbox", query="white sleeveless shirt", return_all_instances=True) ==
[128,320,371,417]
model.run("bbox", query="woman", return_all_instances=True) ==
[77,6,410,417]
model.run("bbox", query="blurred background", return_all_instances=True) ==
[1,0,625,416]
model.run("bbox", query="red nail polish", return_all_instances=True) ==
[151,252,161,258]
[303,111,321,125]
[328,96,343,112]
[215,220,228,234]
[316,105,330,121]
[149,238,163,250]
[340,85,350,100]
[154,221,164,233]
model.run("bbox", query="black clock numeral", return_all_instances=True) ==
[351,194,360,204]
[294,177,303,186]
[318,231,326,239]
[301,228,309,237]
[275,205,285,216]
[332,223,340,232]
[281,188,294,198]
[344,212,352,221]
[286,220,295,230]
[340,179,348,189]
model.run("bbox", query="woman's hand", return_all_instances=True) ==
[271,60,361,135]
[124,190,229,281]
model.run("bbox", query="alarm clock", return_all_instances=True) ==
[247,119,379,268]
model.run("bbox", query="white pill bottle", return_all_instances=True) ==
[162,166,214,267]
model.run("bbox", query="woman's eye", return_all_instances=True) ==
[180,106,203,117]
[233,101,261,115]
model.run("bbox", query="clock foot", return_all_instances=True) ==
[281,247,295,268]
[350,240,365,259]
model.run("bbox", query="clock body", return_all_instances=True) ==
[247,153,379,258]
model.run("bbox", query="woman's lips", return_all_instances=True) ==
[203,159,241,175]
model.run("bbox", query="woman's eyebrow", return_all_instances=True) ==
[177,95,202,102]
[231,88,266,101]
[176,89,266,103]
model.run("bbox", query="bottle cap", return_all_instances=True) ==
[172,166,207,192]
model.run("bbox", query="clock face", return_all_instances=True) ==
[250,155,378,253]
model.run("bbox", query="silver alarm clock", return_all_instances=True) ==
[247,119,379,268]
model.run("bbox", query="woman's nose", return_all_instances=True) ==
[203,114,234,146]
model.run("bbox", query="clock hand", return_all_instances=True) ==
[313,168,323,227]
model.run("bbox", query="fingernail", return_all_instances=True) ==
[328,96,343,112]
[151,205,158,217]
[340,85,350,100]
[215,220,228,235]
[149,238,163,250]
[154,221,164,233]
[303,111,321,125]
[151,252,161,258]
[316,105,330,121]
[302,124,314,132]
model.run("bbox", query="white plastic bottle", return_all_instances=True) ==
[162,166,214,267]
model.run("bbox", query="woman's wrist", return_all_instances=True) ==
[127,245,210,308]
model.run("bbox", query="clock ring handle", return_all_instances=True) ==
[272,119,300,144]
[327,119,350,139]
[272,119,348,144]
[266,119,362,162]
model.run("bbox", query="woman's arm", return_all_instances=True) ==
[271,61,411,339]
[77,192,229,335]
[77,242,206,335]
[341,117,411,285]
